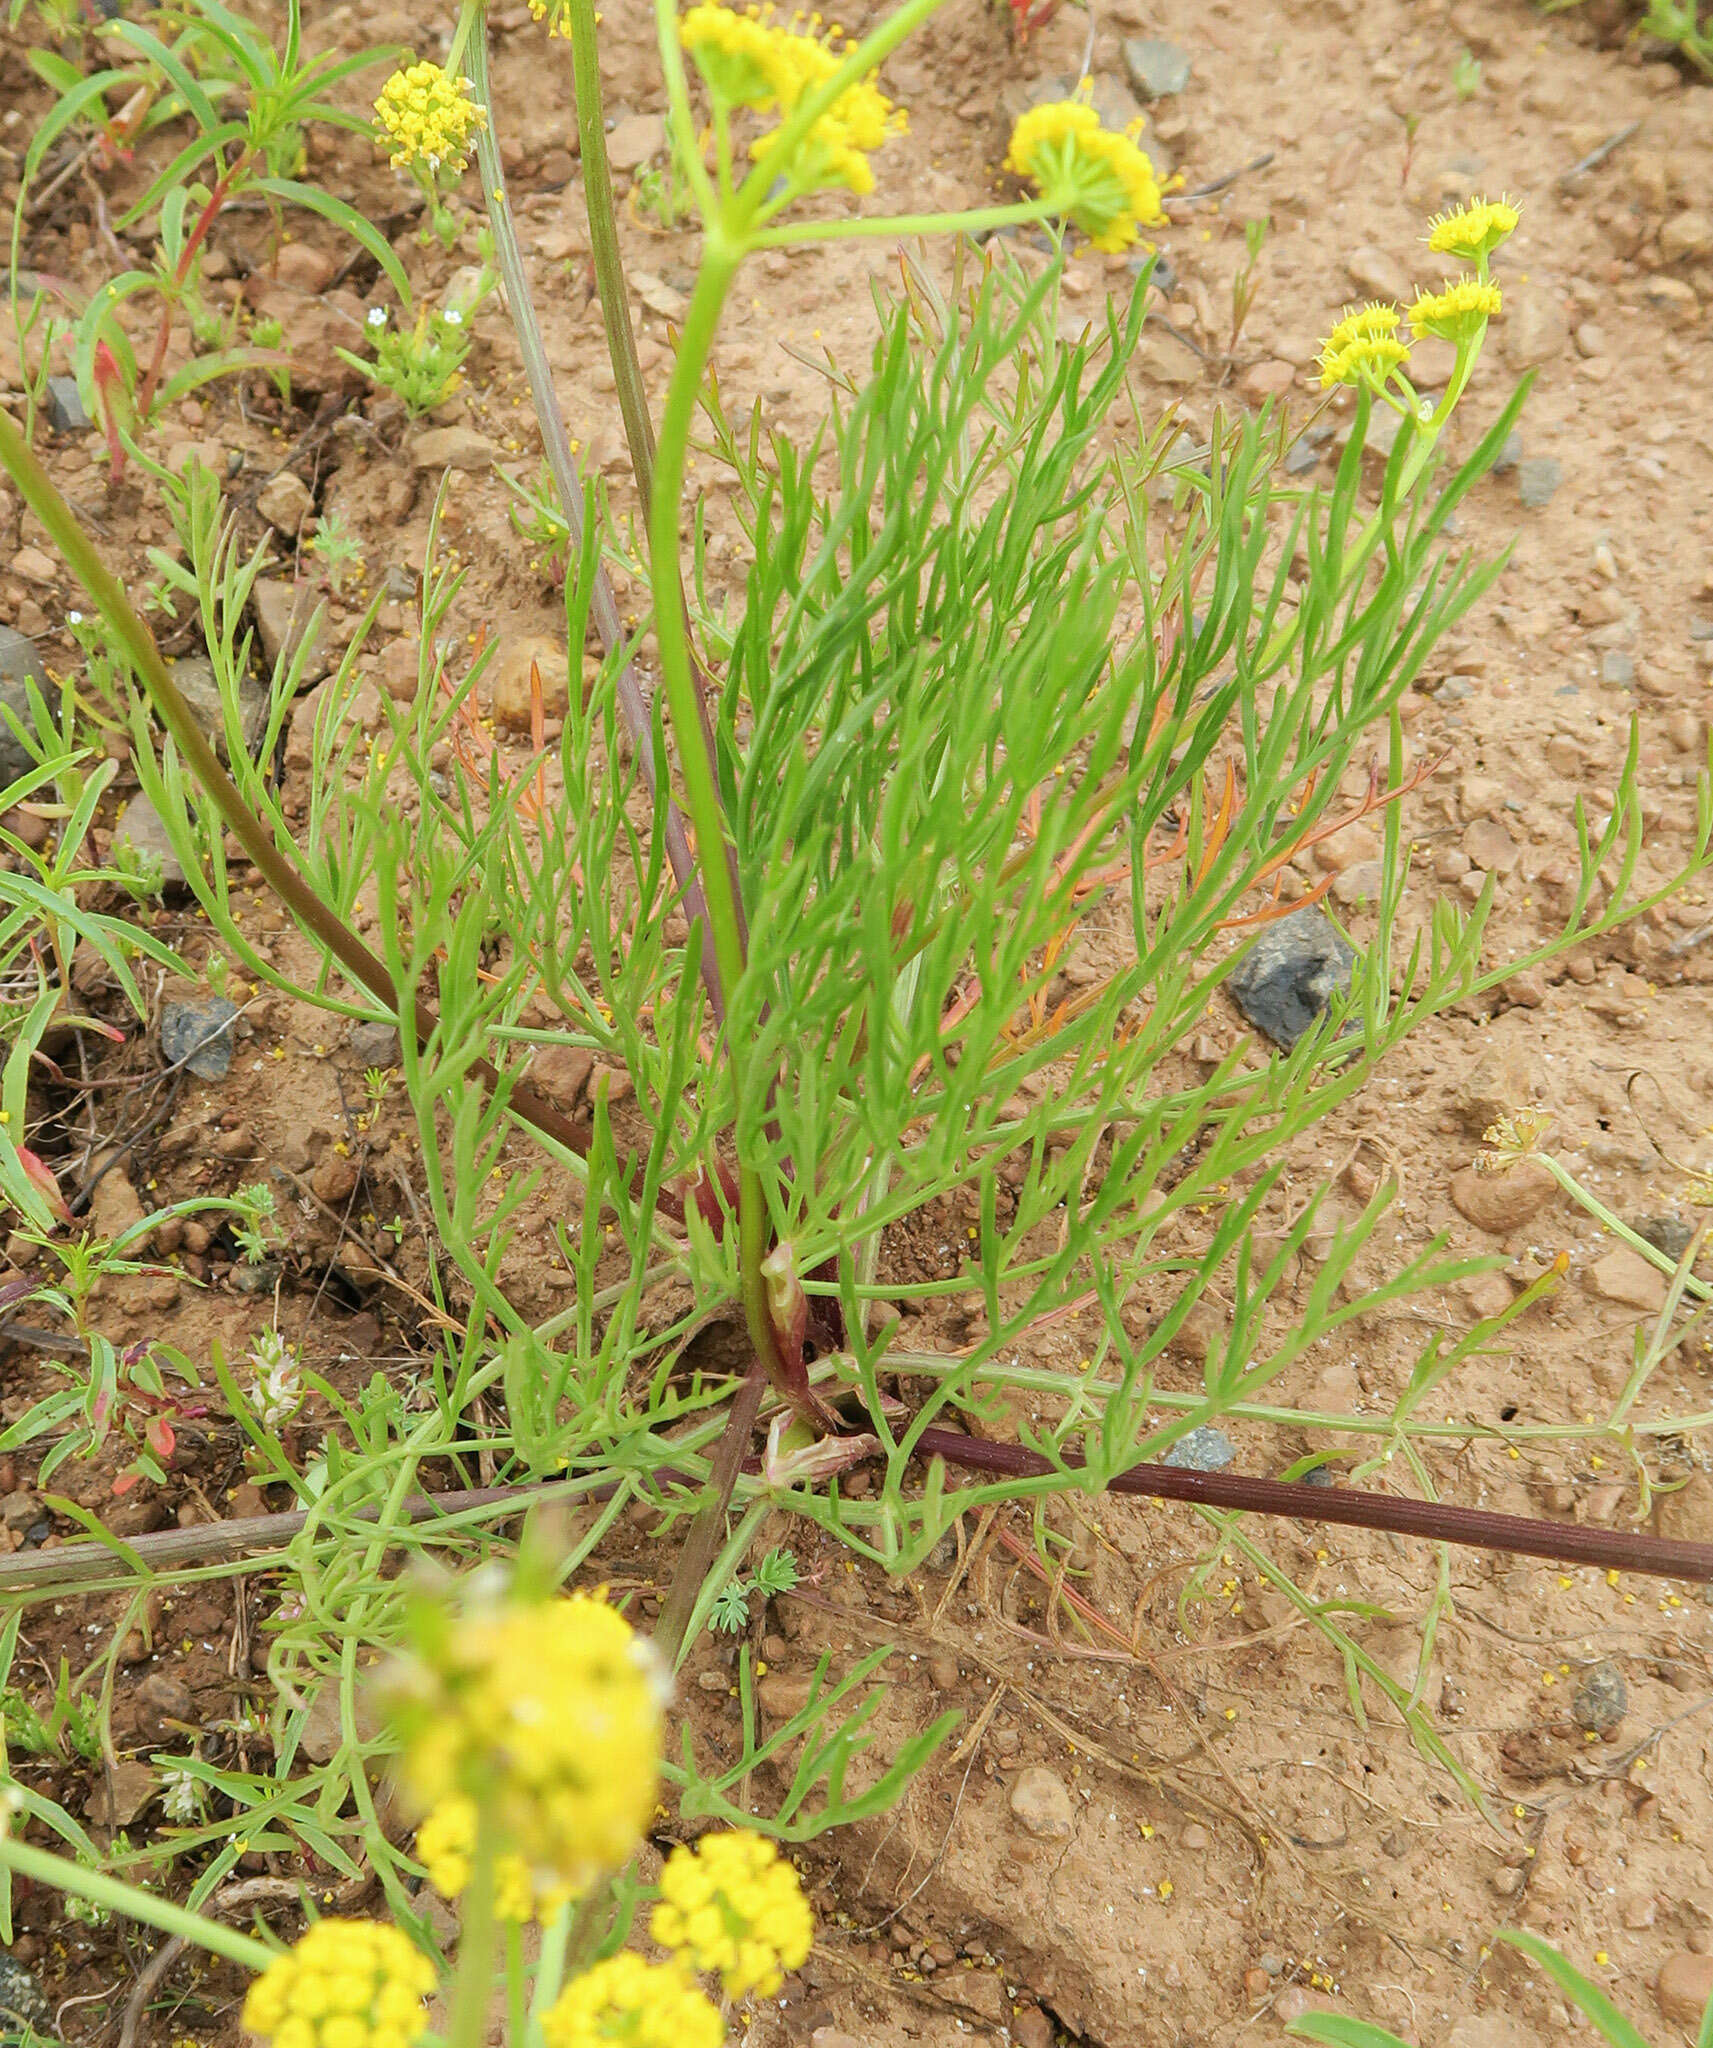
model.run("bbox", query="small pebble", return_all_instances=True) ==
[1162,1426,1236,1472]
[1572,1659,1627,1735]
[1658,1953,1713,2028]
[1516,456,1563,508]
[1008,1766,1075,1841]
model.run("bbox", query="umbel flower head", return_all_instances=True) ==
[373,60,486,174]
[416,1793,571,1924]
[1317,302,1412,390]
[541,1953,722,2048]
[1004,100,1168,253]
[1476,1105,1554,1173]
[681,3,907,196]
[242,1919,435,2048]
[382,1572,666,1894]
[528,0,573,31]
[1408,275,1503,344]
[652,1830,815,1998]
[1425,194,1520,264]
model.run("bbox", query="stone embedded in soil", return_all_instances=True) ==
[489,634,571,732]
[251,577,328,683]
[809,2033,867,2048]
[348,1019,401,1066]
[1602,649,1635,687]
[606,111,666,170]
[1631,1214,1695,1263]
[1011,2011,1054,2048]
[132,1669,196,1744]
[161,996,240,1080]
[0,625,49,788]
[45,373,90,435]
[1492,431,1523,474]
[1008,1765,1075,1840]
[1658,1953,1713,2028]
[410,425,498,473]
[1654,1470,1713,1549]
[257,470,314,535]
[1161,1425,1236,1472]
[1462,817,1519,874]
[1516,456,1563,508]
[1455,1041,1544,1135]
[0,1954,51,2035]
[1122,36,1192,97]
[1504,287,1570,368]
[757,1672,815,1720]
[168,654,270,764]
[1443,2017,1539,2048]
[1572,1658,1626,1734]
[1448,1159,1555,1234]
[311,1152,360,1206]
[1226,907,1357,1051]
[1586,1245,1668,1313]
[88,1162,149,1250]
[88,1759,158,1829]
[527,1044,594,1111]
[1345,244,1412,303]
[1660,209,1713,262]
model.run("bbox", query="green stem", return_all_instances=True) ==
[445,1817,499,2048]
[753,200,1048,248]
[1538,1154,1712,1303]
[568,0,658,505]
[464,4,727,1021]
[0,1837,274,1971]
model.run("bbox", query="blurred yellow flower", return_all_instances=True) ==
[652,1830,815,1998]
[1004,101,1167,253]
[416,1794,571,1924]
[373,61,486,175]
[527,0,574,33]
[242,1920,435,2048]
[541,1954,722,2048]
[385,1582,665,1894]
[1317,329,1411,390]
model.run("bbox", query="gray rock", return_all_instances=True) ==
[1123,36,1193,98]
[0,1491,40,1533]
[112,791,186,888]
[1162,1425,1236,1472]
[230,1258,281,1295]
[1601,649,1635,687]
[45,374,90,434]
[1632,1214,1695,1263]
[167,655,269,763]
[1690,616,1713,642]
[1516,456,1563,508]
[0,1954,51,2036]
[1282,439,1320,476]
[161,996,240,1080]
[347,1019,402,1066]
[1491,431,1523,475]
[1572,1658,1626,1735]
[250,577,328,684]
[1228,907,1357,1051]
[0,625,47,789]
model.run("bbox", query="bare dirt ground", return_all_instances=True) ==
[3,0,1713,2045]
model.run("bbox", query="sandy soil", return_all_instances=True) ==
[3,0,1713,2045]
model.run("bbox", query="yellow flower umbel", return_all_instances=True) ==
[1409,276,1503,345]
[242,1921,435,2048]
[417,1794,571,1925]
[528,0,574,32]
[1004,100,1168,254]
[373,61,487,175]
[652,1830,815,1998]
[680,3,907,198]
[1426,194,1520,266]
[385,1579,665,1895]
[541,1954,723,2048]
[1316,302,1412,393]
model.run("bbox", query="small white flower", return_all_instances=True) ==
[160,1763,203,1822]
[367,306,388,329]
[67,610,83,625]
[443,307,464,326]
[247,1327,303,1429]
